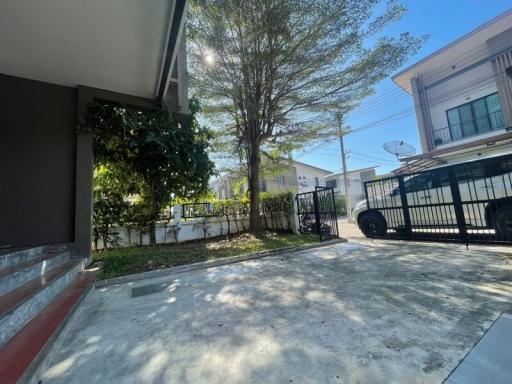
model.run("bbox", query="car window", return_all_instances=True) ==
[404,173,433,192]
[486,157,512,178]
[436,169,450,188]
[454,163,485,182]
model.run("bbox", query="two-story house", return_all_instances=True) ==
[210,160,331,199]
[392,10,512,173]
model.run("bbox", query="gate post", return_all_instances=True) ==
[397,176,413,238]
[330,188,340,238]
[313,190,321,238]
[291,197,300,234]
[448,168,467,244]
[173,204,181,226]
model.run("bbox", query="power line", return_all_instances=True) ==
[344,37,512,119]
[350,150,401,163]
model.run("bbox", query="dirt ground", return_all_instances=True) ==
[34,239,512,384]
[338,218,365,239]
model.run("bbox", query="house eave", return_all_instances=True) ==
[391,9,512,92]
[0,0,185,103]
[156,0,187,105]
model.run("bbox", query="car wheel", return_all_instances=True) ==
[359,211,387,238]
[492,205,512,241]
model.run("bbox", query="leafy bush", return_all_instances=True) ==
[334,195,347,216]
[88,98,214,245]
[260,192,294,230]
[92,190,128,250]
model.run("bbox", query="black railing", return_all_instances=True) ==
[181,202,250,219]
[181,203,218,219]
[296,187,339,241]
[181,200,293,231]
[432,111,505,146]
[363,153,512,245]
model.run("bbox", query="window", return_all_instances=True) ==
[275,176,285,184]
[454,163,485,182]
[326,179,337,188]
[446,93,505,141]
[404,173,433,192]
[485,156,512,178]
[315,177,319,186]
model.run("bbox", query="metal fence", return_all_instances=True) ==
[181,200,293,231]
[296,186,339,241]
[363,154,512,245]
[182,203,221,219]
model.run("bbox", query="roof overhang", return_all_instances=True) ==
[392,9,512,93]
[292,160,331,175]
[326,166,380,178]
[393,130,512,174]
[0,0,186,103]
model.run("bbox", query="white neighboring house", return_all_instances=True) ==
[209,175,236,200]
[294,161,332,193]
[392,10,512,172]
[325,166,378,209]
[209,160,331,199]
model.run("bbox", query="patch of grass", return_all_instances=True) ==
[93,232,319,280]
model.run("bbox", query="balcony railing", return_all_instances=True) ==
[432,111,505,146]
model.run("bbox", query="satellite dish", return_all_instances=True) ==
[383,141,416,160]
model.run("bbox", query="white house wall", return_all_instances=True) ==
[326,170,376,209]
[427,61,498,135]
[294,163,330,193]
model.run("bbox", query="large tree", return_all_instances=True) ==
[88,99,215,244]
[188,0,424,232]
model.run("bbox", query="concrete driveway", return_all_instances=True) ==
[34,240,512,384]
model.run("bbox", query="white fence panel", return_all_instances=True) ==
[93,204,296,250]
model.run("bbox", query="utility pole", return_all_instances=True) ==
[336,112,352,222]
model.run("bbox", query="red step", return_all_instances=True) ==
[0,271,95,383]
[0,260,79,318]
[0,252,67,278]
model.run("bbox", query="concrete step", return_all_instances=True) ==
[0,259,86,346]
[0,270,95,384]
[445,313,512,384]
[0,246,45,271]
[0,244,70,271]
[0,251,71,296]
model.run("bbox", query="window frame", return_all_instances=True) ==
[445,92,504,141]
[404,173,434,193]
[326,179,337,188]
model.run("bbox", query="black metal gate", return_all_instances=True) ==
[296,186,339,241]
[363,154,512,245]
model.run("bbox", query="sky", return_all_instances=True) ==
[295,1,512,175]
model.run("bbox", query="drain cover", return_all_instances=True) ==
[131,282,170,298]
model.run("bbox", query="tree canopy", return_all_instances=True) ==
[87,99,215,244]
[188,0,424,231]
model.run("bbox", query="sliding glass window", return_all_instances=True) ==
[445,93,505,141]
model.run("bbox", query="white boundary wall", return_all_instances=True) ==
[94,204,299,250]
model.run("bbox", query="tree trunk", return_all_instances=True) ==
[148,190,159,246]
[248,141,261,233]
[149,221,157,245]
